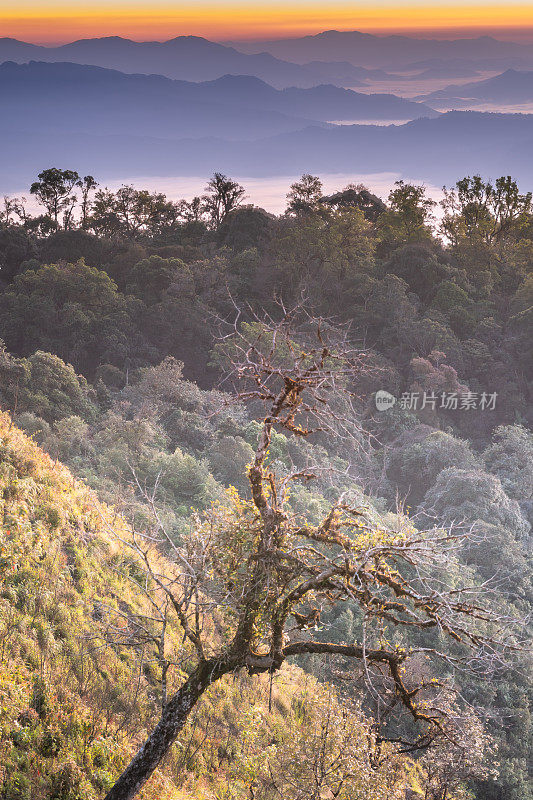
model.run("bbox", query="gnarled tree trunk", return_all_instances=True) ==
[103,657,230,800]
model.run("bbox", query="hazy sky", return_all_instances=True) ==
[2,0,533,44]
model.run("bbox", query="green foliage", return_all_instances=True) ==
[0,414,414,800]
[0,260,135,375]
[0,344,97,424]
[285,173,323,216]
[483,425,533,504]
[126,256,189,304]
[0,225,37,281]
[441,175,532,246]
[217,206,273,252]
[421,467,530,539]
[385,429,480,505]
[30,168,82,227]
[206,435,255,491]
[90,185,180,239]
[0,168,532,800]
[378,180,436,250]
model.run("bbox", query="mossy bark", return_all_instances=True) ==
[104,657,230,800]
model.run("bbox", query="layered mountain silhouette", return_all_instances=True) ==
[404,65,482,81]
[0,61,319,140]
[0,36,393,88]
[422,69,533,105]
[298,61,396,83]
[400,56,529,74]
[228,31,533,70]
[0,61,438,143]
[2,37,532,195]
[3,111,533,192]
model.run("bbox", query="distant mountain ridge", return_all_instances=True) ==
[2,110,532,192]
[0,60,438,144]
[0,35,392,88]
[190,72,438,120]
[0,60,321,141]
[226,30,533,70]
[422,69,533,104]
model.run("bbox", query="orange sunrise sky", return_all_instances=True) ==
[2,0,533,44]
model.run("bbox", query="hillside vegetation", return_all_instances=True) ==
[0,168,531,800]
[0,413,418,800]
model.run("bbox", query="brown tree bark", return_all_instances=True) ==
[103,657,230,800]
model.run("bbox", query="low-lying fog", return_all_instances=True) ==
[10,172,446,218]
[353,71,501,99]
[104,173,445,216]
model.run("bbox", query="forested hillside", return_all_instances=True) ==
[0,169,531,800]
[0,413,424,799]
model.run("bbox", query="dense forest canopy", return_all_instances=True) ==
[0,167,531,800]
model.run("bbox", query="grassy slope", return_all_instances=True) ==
[0,412,419,800]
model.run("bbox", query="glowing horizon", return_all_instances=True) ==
[2,1,533,45]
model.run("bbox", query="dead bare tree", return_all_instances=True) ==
[103,311,519,800]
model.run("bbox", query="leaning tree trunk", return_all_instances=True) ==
[103,658,229,800]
